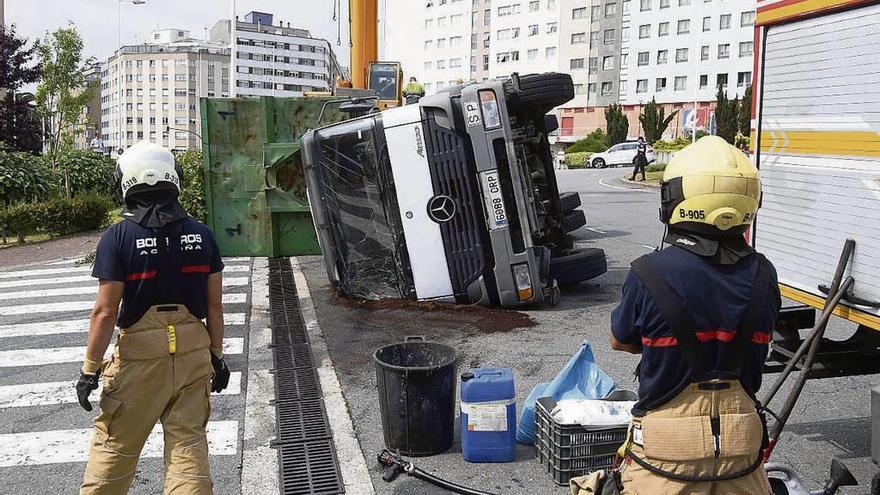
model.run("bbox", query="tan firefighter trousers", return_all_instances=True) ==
[619,380,772,495]
[80,305,214,495]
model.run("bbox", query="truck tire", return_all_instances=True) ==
[562,210,587,233]
[550,248,607,287]
[512,73,574,110]
[559,192,581,214]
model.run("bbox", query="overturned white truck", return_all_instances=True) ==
[302,73,606,307]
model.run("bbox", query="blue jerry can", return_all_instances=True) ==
[460,367,516,463]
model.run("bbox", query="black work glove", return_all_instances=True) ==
[211,353,230,393]
[76,370,101,412]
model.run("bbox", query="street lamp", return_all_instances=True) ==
[116,0,147,155]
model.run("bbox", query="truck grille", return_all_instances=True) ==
[422,116,487,298]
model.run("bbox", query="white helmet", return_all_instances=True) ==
[116,141,181,200]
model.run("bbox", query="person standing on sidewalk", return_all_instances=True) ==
[76,141,230,494]
[630,137,648,182]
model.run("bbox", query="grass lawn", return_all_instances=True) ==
[0,233,53,249]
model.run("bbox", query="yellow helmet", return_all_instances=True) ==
[660,136,760,234]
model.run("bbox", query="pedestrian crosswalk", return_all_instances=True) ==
[0,256,252,493]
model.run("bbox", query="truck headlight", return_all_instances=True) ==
[513,263,533,301]
[479,90,502,130]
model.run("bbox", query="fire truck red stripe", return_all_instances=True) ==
[181,265,211,274]
[126,271,157,281]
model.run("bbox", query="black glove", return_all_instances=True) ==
[211,353,230,393]
[76,371,101,412]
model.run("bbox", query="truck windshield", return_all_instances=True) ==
[313,118,413,300]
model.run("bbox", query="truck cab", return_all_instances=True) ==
[302,73,606,307]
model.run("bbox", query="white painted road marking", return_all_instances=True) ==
[0,372,243,408]
[586,227,608,234]
[598,177,654,193]
[0,313,246,339]
[0,420,238,467]
[0,338,244,368]
[641,244,658,250]
[0,277,250,301]
[0,293,247,315]
[0,266,90,280]
[0,275,94,290]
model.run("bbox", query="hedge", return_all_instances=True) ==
[176,150,206,223]
[0,193,114,243]
[0,149,117,206]
[565,129,610,154]
[646,162,667,173]
[566,152,593,169]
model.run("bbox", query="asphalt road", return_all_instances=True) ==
[0,257,253,494]
[303,167,878,495]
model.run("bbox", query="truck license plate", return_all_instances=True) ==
[480,171,508,230]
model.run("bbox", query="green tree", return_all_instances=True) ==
[604,103,629,146]
[35,26,96,171]
[0,26,43,152]
[639,97,679,144]
[738,84,752,137]
[714,87,739,144]
[176,150,206,222]
[565,128,610,154]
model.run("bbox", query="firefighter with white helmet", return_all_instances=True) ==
[78,142,230,494]
[607,136,780,494]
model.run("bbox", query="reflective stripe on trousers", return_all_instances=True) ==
[80,305,214,495]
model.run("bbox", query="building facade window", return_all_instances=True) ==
[603,56,614,70]
[530,0,540,11]
[604,29,616,44]
[529,24,539,35]
[719,14,731,29]
[573,7,588,18]
[657,50,668,64]
[571,58,585,69]
[658,22,669,36]
[588,83,597,94]
[572,32,587,44]
[637,51,649,66]
[605,3,617,16]
[716,73,729,89]
[676,48,688,62]
[656,77,667,91]
[620,53,628,68]
[589,57,599,70]
[739,41,753,57]
[703,16,711,31]
[574,83,586,95]
[700,74,708,88]
[639,24,651,38]
[528,48,539,59]
[546,46,557,57]
[636,79,648,93]
[547,22,558,34]
[591,5,602,17]
[660,0,669,7]
[677,19,690,34]
[718,43,730,58]
[741,11,755,26]
[640,0,651,10]
[674,76,687,91]
[701,45,709,60]
[601,82,613,96]
[737,71,752,87]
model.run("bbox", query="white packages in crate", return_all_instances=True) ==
[550,398,636,429]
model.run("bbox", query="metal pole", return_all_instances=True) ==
[229,0,236,97]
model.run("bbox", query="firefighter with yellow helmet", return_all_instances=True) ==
[609,136,780,494]
[77,142,230,494]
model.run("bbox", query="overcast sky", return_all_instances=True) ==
[6,0,352,64]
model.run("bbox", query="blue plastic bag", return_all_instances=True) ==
[516,341,616,445]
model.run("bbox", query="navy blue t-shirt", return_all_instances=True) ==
[611,246,780,415]
[92,218,224,328]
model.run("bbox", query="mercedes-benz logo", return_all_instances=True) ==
[427,195,457,223]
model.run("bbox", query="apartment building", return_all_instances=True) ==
[209,11,340,97]
[420,0,473,93]
[489,0,561,79]
[74,63,104,152]
[471,0,492,81]
[622,0,755,104]
[100,29,230,153]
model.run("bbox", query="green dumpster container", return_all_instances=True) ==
[200,96,343,257]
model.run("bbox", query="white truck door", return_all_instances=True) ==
[755,3,880,322]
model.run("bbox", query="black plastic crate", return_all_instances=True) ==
[534,391,636,486]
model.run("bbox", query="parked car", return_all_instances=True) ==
[589,141,655,168]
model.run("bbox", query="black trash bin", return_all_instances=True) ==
[374,336,458,456]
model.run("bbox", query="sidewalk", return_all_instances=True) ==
[0,231,102,269]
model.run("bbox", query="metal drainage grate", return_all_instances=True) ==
[279,440,345,495]
[275,399,333,445]
[273,343,316,370]
[269,257,344,495]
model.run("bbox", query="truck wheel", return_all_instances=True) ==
[563,210,587,233]
[559,192,581,214]
[550,248,607,287]
[593,158,606,169]
[511,73,574,110]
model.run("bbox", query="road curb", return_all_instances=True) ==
[620,175,661,188]
[290,257,376,495]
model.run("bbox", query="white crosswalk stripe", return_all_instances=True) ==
[0,277,250,301]
[0,274,94,290]
[0,371,243,408]
[0,421,239,467]
[0,262,250,282]
[0,312,247,339]
[0,292,247,315]
[0,338,244,368]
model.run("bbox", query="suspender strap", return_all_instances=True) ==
[631,255,708,377]
[720,253,773,374]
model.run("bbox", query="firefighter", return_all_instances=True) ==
[403,76,425,105]
[630,137,648,181]
[77,141,230,494]
[610,136,779,494]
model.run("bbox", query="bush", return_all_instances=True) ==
[565,129,610,154]
[176,150,206,222]
[0,150,58,205]
[566,152,593,169]
[652,138,692,152]
[51,148,117,197]
[0,193,114,242]
[646,162,667,173]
